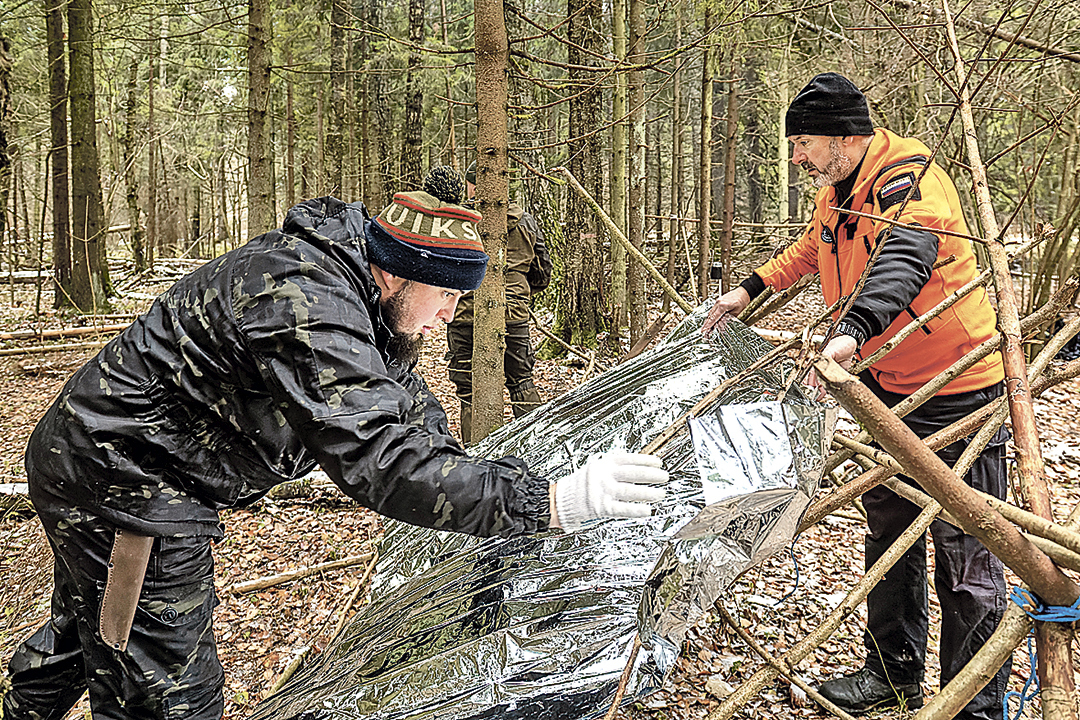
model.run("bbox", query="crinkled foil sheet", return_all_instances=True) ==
[252,305,834,720]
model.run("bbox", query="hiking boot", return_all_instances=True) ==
[816,667,924,714]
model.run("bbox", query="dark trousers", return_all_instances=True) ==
[447,320,541,443]
[4,490,223,720]
[860,373,1009,720]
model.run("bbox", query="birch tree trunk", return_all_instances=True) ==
[471,0,510,442]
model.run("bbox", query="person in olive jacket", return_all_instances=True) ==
[704,74,1007,720]
[3,168,667,720]
[447,162,553,443]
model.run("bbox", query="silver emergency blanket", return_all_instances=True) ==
[253,305,834,720]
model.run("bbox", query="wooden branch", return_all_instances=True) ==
[0,324,128,342]
[554,166,695,314]
[814,356,1079,607]
[526,307,607,369]
[602,635,641,720]
[853,235,1045,372]
[707,502,941,720]
[916,604,1033,719]
[833,435,1080,566]
[0,341,110,357]
[822,275,1077,478]
[942,0,1078,712]
[805,354,1080,530]
[222,553,373,596]
[743,275,814,327]
[884,0,1080,64]
[266,550,379,695]
[918,507,1080,719]
[715,602,859,720]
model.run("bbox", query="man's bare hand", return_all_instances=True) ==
[806,334,858,400]
[702,287,750,336]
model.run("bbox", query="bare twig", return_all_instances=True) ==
[222,553,373,596]
[554,166,694,314]
[715,602,859,720]
[707,501,941,720]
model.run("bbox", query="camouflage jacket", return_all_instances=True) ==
[26,197,551,539]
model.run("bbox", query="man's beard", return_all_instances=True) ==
[382,281,424,367]
[803,138,853,188]
[386,333,423,367]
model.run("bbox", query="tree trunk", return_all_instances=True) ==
[0,35,11,282]
[400,0,425,191]
[46,0,71,307]
[610,0,628,335]
[742,61,764,242]
[147,42,157,267]
[67,0,108,313]
[720,57,738,293]
[326,0,346,197]
[285,42,296,209]
[438,0,457,169]
[358,0,384,204]
[626,0,646,343]
[247,0,273,232]
[777,53,790,232]
[123,57,146,271]
[471,0,509,443]
[556,0,605,349]
[663,0,683,316]
[697,14,714,301]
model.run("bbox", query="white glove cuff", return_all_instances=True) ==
[554,457,598,533]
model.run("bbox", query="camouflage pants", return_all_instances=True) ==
[3,495,223,720]
[447,320,542,443]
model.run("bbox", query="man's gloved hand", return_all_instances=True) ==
[553,452,669,532]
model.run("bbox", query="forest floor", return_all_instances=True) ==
[0,265,1078,720]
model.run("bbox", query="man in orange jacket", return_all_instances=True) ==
[703,73,1008,719]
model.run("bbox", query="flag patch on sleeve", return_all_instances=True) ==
[877,172,921,210]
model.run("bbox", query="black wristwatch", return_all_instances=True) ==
[835,320,867,349]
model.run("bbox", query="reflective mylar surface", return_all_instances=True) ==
[252,304,834,720]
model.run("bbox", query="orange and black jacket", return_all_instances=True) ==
[744,128,1003,396]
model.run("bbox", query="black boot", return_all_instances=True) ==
[816,667,924,714]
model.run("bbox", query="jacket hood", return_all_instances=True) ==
[281,196,381,303]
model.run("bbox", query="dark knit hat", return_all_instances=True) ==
[366,187,488,292]
[785,72,873,137]
[423,165,466,204]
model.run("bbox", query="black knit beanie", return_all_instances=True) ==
[785,72,873,137]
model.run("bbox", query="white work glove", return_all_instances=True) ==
[554,452,669,532]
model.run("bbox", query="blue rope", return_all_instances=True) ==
[1009,586,1080,623]
[1001,587,1080,720]
[773,539,800,607]
[1002,632,1039,720]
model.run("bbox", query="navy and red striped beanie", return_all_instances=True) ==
[366,188,488,292]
